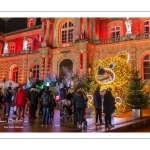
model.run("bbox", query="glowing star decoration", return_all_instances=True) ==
[91,51,130,114]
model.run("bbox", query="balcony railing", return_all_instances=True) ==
[0,49,39,58]
[96,33,150,45]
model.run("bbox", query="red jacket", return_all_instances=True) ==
[16,88,27,107]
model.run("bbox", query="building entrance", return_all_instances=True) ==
[59,59,73,85]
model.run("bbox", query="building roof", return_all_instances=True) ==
[0,18,42,34]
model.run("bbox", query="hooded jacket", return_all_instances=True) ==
[29,88,39,105]
[73,91,88,108]
[16,88,27,107]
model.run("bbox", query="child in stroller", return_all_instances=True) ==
[59,99,73,121]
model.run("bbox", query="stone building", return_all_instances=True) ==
[0,17,150,85]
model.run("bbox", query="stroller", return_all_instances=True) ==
[58,99,73,122]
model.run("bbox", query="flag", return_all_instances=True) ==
[38,34,41,42]
[33,38,38,46]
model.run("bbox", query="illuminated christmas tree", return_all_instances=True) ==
[125,66,149,109]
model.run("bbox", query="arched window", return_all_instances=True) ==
[27,42,32,50]
[144,20,150,33]
[12,66,18,83]
[10,45,15,53]
[111,26,120,38]
[143,54,150,79]
[32,64,39,80]
[61,21,74,43]
[29,19,34,27]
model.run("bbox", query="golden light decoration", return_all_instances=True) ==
[89,51,130,114]
[143,81,150,93]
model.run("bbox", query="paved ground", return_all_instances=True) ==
[0,107,150,132]
[132,127,150,132]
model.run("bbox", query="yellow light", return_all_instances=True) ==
[88,51,130,114]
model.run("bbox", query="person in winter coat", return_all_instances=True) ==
[73,87,88,129]
[49,90,56,119]
[103,88,116,129]
[13,86,20,117]
[41,86,51,126]
[4,87,13,115]
[0,88,4,112]
[39,85,46,115]
[16,87,27,119]
[28,84,39,119]
[93,87,103,125]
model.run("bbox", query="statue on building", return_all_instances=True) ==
[23,37,28,50]
[125,17,132,35]
[94,34,99,41]
[3,41,8,54]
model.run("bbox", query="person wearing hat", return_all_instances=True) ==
[28,84,39,119]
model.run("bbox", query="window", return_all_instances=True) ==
[12,66,18,83]
[143,54,150,79]
[27,42,32,50]
[32,64,39,80]
[111,26,120,38]
[61,21,74,43]
[144,20,150,33]
[10,45,15,53]
[29,19,34,27]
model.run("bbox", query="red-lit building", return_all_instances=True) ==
[0,17,150,85]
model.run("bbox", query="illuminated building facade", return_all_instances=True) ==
[0,17,150,85]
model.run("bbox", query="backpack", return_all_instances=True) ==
[42,92,52,106]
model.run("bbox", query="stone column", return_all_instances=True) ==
[46,18,50,45]
[76,18,80,36]
[83,50,87,74]
[41,18,44,41]
[91,18,94,42]
[84,18,87,38]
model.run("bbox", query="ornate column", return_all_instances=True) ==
[91,18,94,42]
[83,18,87,38]
[44,55,48,79]
[46,18,50,45]
[41,18,44,41]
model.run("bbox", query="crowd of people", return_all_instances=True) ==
[0,83,116,130]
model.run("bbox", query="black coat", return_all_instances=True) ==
[0,91,4,103]
[4,90,13,103]
[93,89,102,107]
[73,91,88,109]
[29,88,39,105]
[103,91,116,114]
